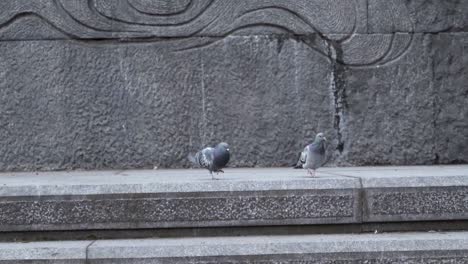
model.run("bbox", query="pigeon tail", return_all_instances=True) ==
[187,153,197,164]
[292,151,306,169]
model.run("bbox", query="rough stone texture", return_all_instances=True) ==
[0,36,346,170]
[2,232,468,263]
[365,187,468,222]
[86,232,468,263]
[368,0,468,33]
[431,33,468,164]
[0,39,203,170]
[0,168,359,196]
[0,240,89,264]
[0,191,357,231]
[0,1,467,170]
[337,34,435,165]
[0,168,361,232]
[86,256,468,264]
[1,166,467,231]
[0,0,368,40]
[340,166,468,222]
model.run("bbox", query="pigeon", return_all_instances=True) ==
[293,132,327,177]
[188,142,230,180]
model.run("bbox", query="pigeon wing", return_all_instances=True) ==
[199,147,214,168]
[293,145,308,168]
[188,147,214,169]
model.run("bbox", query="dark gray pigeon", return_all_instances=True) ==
[188,142,230,180]
[293,133,327,177]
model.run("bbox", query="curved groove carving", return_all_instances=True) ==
[0,12,79,39]
[0,0,415,68]
[91,0,216,27]
[127,0,193,16]
[54,0,123,33]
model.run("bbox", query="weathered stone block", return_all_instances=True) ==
[0,39,204,170]
[2,232,468,263]
[0,169,360,231]
[368,0,468,33]
[1,166,467,230]
[0,240,88,264]
[0,0,367,40]
[0,36,335,170]
[431,33,468,164]
[199,36,338,167]
[0,1,467,170]
[86,232,468,263]
[357,168,468,222]
[0,232,468,264]
[336,34,435,165]
[0,191,358,230]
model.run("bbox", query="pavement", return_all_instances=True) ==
[1,165,468,196]
[2,231,468,263]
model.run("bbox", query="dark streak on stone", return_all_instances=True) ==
[428,33,440,165]
[328,41,347,154]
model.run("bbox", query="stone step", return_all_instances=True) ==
[1,165,467,233]
[2,231,468,263]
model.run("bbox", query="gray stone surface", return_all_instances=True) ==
[368,0,468,33]
[0,1,467,171]
[348,166,468,223]
[0,240,89,263]
[3,232,468,263]
[335,34,435,165]
[0,190,357,231]
[0,36,338,171]
[0,168,359,196]
[86,232,468,263]
[0,168,360,231]
[0,39,204,171]
[431,33,468,164]
[334,32,468,166]
[0,0,368,40]
[339,166,468,222]
[0,166,467,231]
[364,187,468,222]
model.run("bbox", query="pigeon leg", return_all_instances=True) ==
[312,169,316,177]
[211,171,219,180]
[307,169,314,177]
[219,169,224,173]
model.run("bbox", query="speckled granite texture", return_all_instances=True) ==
[3,232,468,263]
[0,166,466,232]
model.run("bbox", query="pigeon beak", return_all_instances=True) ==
[323,137,327,141]
[226,148,230,152]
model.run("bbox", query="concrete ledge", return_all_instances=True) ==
[320,165,468,223]
[0,168,361,231]
[88,232,468,263]
[2,232,468,263]
[0,240,89,264]
[0,166,467,232]
[357,166,468,223]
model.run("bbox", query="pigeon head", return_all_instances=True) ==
[217,142,230,152]
[314,133,327,142]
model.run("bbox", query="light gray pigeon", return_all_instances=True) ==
[293,133,327,177]
[188,142,230,180]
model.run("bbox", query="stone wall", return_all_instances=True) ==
[0,0,467,171]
